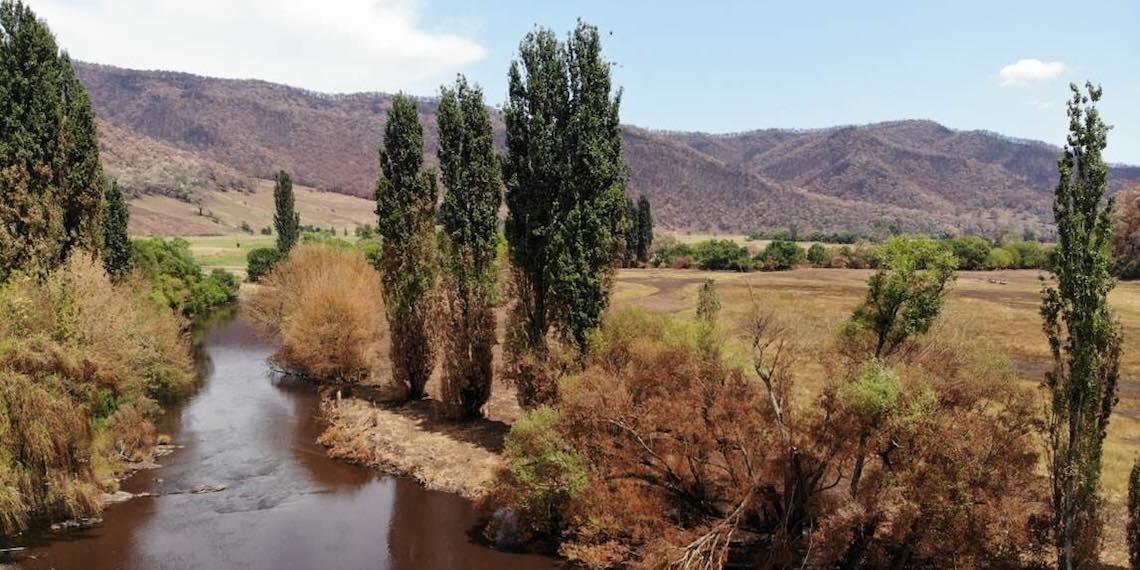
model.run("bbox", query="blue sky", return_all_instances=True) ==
[33,0,1140,162]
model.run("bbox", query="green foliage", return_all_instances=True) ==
[437,75,501,419]
[849,235,957,359]
[757,239,805,271]
[130,238,238,317]
[1042,82,1122,568]
[239,221,252,234]
[1113,186,1140,280]
[984,246,1016,270]
[948,235,991,270]
[696,278,721,323]
[838,359,902,420]
[693,239,752,271]
[491,407,589,540]
[101,181,131,280]
[0,1,106,281]
[503,21,627,361]
[636,194,652,262]
[245,246,284,283]
[273,170,300,252]
[376,94,438,400]
[807,243,829,267]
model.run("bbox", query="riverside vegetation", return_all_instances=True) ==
[0,1,235,535]
[4,3,1135,568]
[229,16,1140,570]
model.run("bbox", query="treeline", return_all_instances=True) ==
[248,21,633,422]
[653,234,1054,272]
[0,1,232,534]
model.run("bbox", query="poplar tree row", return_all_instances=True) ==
[374,21,629,415]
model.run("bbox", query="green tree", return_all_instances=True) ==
[503,22,627,407]
[757,239,805,271]
[696,278,720,323]
[807,243,829,267]
[636,194,652,262]
[948,235,991,270]
[437,75,501,419]
[101,180,131,280]
[273,170,299,253]
[624,197,639,266]
[376,94,438,400]
[848,235,957,359]
[57,52,105,261]
[1042,82,1122,570]
[0,1,105,281]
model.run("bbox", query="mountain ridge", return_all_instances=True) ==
[75,62,1140,237]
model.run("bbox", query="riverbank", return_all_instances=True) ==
[317,379,525,500]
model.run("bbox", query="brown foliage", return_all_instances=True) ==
[246,244,386,384]
[491,306,1048,569]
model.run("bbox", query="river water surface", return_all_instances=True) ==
[9,312,559,569]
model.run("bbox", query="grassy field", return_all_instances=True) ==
[181,234,277,273]
[129,179,375,237]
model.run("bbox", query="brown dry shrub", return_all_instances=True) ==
[246,244,386,384]
[0,255,193,532]
[107,404,157,462]
[491,305,1048,568]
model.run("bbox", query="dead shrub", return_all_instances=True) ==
[246,244,386,384]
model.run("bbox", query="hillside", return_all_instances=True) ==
[76,62,1140,237]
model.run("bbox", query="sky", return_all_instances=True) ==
[28,0,1140,163]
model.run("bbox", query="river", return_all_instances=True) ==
[8,311,560,569]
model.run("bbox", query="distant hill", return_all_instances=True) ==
[76,62,1140,237]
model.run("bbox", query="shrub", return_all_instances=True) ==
[246,244,386,384]
[0,255,193,532]
[948,235,991,270]
[246,246,285,283]
[693,239,751,271]
[806,242,829,267]
[756,239,805,270]
[1007,240,1050,269]
[131,238,239,316]
[985,246,1017,269]
[482,407,589,546]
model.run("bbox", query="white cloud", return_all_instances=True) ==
[28,0,486,94]
[998,58,1067,87]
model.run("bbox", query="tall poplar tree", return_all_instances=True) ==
[376,95,438,400]
[273,170,299,252]
[0,1,105,281]
[502,22,627,407]
[102,180,131,280]
[437,75,501,419]
[636,194,652,262]
[1042,82,1122,570]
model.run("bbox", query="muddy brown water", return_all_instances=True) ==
[6,312,559,570]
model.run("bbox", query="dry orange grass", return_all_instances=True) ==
[246,244,386,383]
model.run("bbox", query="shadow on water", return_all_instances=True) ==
[6,308,560,570]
